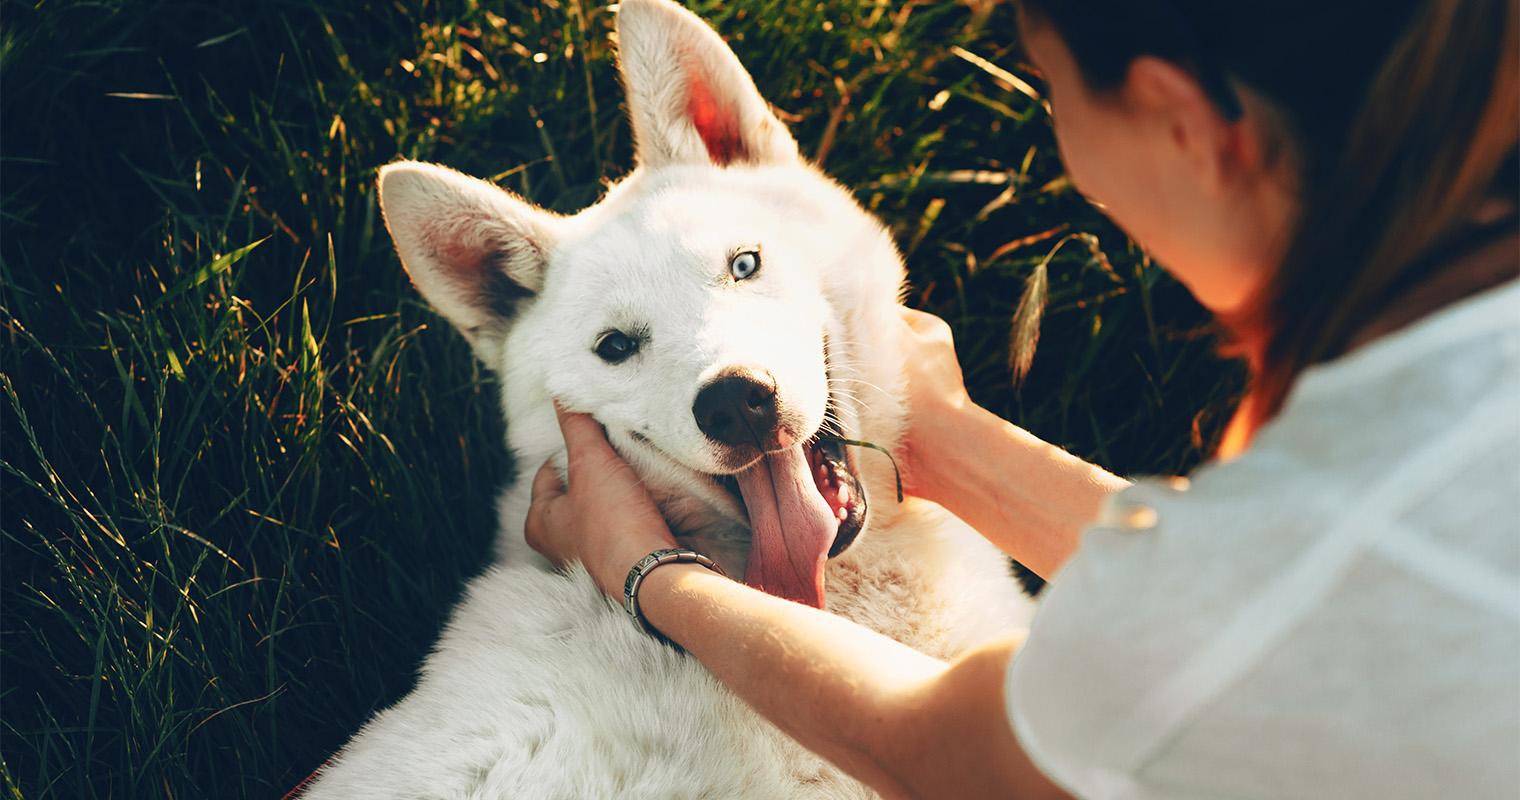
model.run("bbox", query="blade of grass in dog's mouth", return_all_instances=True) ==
[817,436,904,502]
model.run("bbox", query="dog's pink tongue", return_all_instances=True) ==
[736,444,837,608]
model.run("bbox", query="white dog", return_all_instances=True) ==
[304,1,1033,796]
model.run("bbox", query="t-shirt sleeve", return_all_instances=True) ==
[1004,499,1174,796]
[1003,479,1278,797]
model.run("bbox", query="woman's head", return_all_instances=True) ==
[1016,0,1518,453]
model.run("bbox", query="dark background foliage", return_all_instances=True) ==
[0,1,1241,796]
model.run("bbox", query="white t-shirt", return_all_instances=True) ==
[1007,281,1520,799]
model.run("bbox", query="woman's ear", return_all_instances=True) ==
[378,161,559,367]
[1123,55,1246,194]
[615,0,799,168]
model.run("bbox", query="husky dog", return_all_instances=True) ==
[304,0,1034,796]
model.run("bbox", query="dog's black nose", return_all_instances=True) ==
[694,370,783,448]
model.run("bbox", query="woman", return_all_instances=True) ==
[525,0,1519,796]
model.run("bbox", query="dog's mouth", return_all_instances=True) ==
[635,419,865,609]
[709,405,866,609]
[714,433,866,558]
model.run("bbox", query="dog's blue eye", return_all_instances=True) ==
[729,250,760,281]
[594,331,639,364]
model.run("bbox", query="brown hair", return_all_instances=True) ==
[1022,0,1520,456]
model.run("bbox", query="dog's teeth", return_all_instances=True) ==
[836,506,849,522]
[836,484,849,504]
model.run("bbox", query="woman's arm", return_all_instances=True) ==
[897,308,1129,578]
[637,563,1064,800]
[525,408,1067,800]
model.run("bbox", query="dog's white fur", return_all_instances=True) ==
[304,1,1034,796]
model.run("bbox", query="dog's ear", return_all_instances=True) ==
[616,0,799,169]
[378,161,557,366]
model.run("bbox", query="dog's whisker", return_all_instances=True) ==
[825,378,886,396]
[823,384,875,404]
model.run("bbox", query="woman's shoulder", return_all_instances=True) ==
[1119,279,1520,564]
[1062,276,1519,660]
[1008,281,1520,797]
[1248,278,1519,485]
[1289,277,1519,408]
[1078,280,1519,583]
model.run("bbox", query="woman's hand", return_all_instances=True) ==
[895,306,1128,577]
[897,306,982,504]
[524,405,678,598]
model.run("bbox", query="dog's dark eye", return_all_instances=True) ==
[594,330,639,364]
[729,250,760,281]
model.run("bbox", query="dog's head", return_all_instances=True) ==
[377,0,906,607]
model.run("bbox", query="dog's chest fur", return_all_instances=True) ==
[305,500,1031,799]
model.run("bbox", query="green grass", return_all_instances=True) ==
[0,1,1243,796]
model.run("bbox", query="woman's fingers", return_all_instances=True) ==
[530,402,680,595]
[524,460,564,556]
[554,402,631,485]
[899,305,954,344]
[554,404,609,459]
[530,458,565,503]
[891,305,974,505]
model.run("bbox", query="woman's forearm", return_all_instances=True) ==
[637,563,1060,799]
[643,563,938,796]
[917,401,1129,579]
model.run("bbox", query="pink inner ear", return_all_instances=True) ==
[686,71,747,165]
[435,235,489,278]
